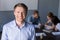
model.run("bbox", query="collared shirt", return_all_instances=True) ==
[1,20,35,40]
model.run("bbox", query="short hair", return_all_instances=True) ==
[33,10,39,15]
[14,3,28,13]
[34,10,39,13]
[47,12,54,18]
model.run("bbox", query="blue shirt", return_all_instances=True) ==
[1,20,35,40]
[28,16,41,25]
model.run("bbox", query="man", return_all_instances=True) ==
[1,3,35,40]
[28,10,41,29]
[28,10,41,25]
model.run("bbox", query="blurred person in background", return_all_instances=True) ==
[51,16,60,31]
[28,10,41,28]
[45,12,55,31]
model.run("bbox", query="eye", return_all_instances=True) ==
[21,12,25,15]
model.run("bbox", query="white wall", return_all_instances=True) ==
[0,0,38,11]
[58,0,60,19]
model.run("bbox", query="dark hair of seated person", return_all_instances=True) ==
[47,12,54,18]
[46,12,54,25]
[51,16,60,25]
[33,10,40,17]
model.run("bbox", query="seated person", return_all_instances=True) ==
[51,16,60,31]
[28,10,41,28]
[45,12,55,30]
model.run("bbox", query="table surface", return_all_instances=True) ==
[36,32,60,36]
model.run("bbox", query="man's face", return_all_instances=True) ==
[33,13,38,18]
[14,6,26,22]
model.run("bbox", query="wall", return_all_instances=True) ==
[0,0,38,11]
[38,0,59,24]
[58,0,60,19]
[0,11,14,31]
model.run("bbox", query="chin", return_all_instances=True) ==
[19,19,24,21]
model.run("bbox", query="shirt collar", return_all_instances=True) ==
[13,20,26,29]
[19,22,25,29]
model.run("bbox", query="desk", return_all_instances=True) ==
[35,25,60,40]
[36,32,60,36]
[36,32,60,40]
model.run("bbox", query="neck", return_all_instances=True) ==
[16,20,24,27]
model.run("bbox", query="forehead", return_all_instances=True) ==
[14,6,25,11]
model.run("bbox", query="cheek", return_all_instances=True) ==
[14,13,18,18]
[14,14,17,17]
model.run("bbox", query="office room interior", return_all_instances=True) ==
[0,0,60,40]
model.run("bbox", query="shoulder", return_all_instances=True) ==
[56,23,60,27]
[26,22,34,27]
[3,20,15,28]
[56,23,60,31]
[26,22,35,30]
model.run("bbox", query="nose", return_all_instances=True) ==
[21,12,23,16]
[19,12,23,18]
